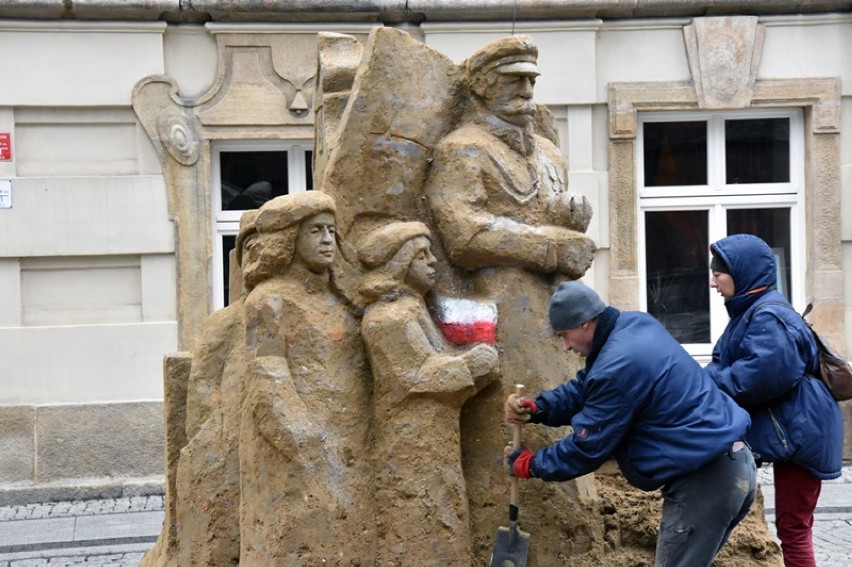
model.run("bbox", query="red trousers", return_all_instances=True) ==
[774,461,822,567]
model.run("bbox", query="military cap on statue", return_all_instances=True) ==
[465,34,539,77]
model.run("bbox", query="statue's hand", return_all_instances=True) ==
[552,193,593,232]
[555,236,596,279]
[463,343,499,379]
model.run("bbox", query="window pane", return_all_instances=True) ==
[643,121,707,186]
[726,208,792,300]
[645,210,710,343]
[305,150,314,190]
[221,151,289,210]
[725,118,789,184]
[222,235,236,306]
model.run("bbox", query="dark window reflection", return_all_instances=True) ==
[725,118,789,184]
[645,210,710,343]
[220,149,314,306]
[222,234,236,306]
[643,121,708,187]
[727,208,792,299]
[221,151,289,210]
[305,150,314,190]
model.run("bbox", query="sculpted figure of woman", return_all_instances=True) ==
[239,192,371,566]
[358,222,498,566]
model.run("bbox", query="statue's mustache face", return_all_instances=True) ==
[485,75,536,125]
[491,98,535,125]
[493,98,535,115]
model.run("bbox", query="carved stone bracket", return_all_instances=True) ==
[684,16,764,110]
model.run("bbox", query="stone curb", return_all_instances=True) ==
[0,478,164,508]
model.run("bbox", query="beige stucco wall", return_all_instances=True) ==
[0,12,849,497]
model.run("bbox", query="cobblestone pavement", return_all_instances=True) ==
[0,496,161,567]
[0,467,849,566]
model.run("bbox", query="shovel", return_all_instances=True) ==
[489,384,531,567]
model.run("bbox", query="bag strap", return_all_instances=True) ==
[746,300,825,375]
[745,300,808,326]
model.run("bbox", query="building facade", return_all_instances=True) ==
[0,1,850,500]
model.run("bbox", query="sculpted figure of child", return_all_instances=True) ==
[358,221,498,566]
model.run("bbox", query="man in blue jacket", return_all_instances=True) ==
[505,281,756,567]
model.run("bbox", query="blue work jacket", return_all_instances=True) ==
[703,234,843,479]
[530,309,750,491]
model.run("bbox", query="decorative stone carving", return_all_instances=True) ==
[684,16,763,109]
[157,108,200,166]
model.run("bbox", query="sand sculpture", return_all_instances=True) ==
[317,29,602,561]
[239,193,372,565]
[142,26,782,567]
[174,210,259,566]
[358,221,499,565]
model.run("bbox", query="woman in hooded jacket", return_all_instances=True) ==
[703,233,844,567]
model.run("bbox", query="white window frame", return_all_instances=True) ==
[210,139,312,310]
[637,109,806,361]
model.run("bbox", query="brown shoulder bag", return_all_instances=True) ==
[801,303,852,401]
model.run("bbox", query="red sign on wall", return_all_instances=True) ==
[0,133,10,161]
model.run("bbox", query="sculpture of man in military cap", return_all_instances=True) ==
[423,35,600,560]
[425,34,595,279]
[238,191,373,565]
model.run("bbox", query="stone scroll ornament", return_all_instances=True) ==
[156,108,199,166]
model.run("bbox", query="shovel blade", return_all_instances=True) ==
[489,524,530,567]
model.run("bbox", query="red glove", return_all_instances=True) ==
[518,398,538,414]
[506,446,534,479]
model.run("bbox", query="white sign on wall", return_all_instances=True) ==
[0,179,12,209]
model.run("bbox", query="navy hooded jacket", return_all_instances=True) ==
[529,307,750,491]
[703,234,843,479]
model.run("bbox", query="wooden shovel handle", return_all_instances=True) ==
[510,384,524,508]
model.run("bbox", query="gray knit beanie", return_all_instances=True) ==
[548,281,607,332]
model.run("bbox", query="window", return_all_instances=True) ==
[638,110,804,359]
[211,141,313,309]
